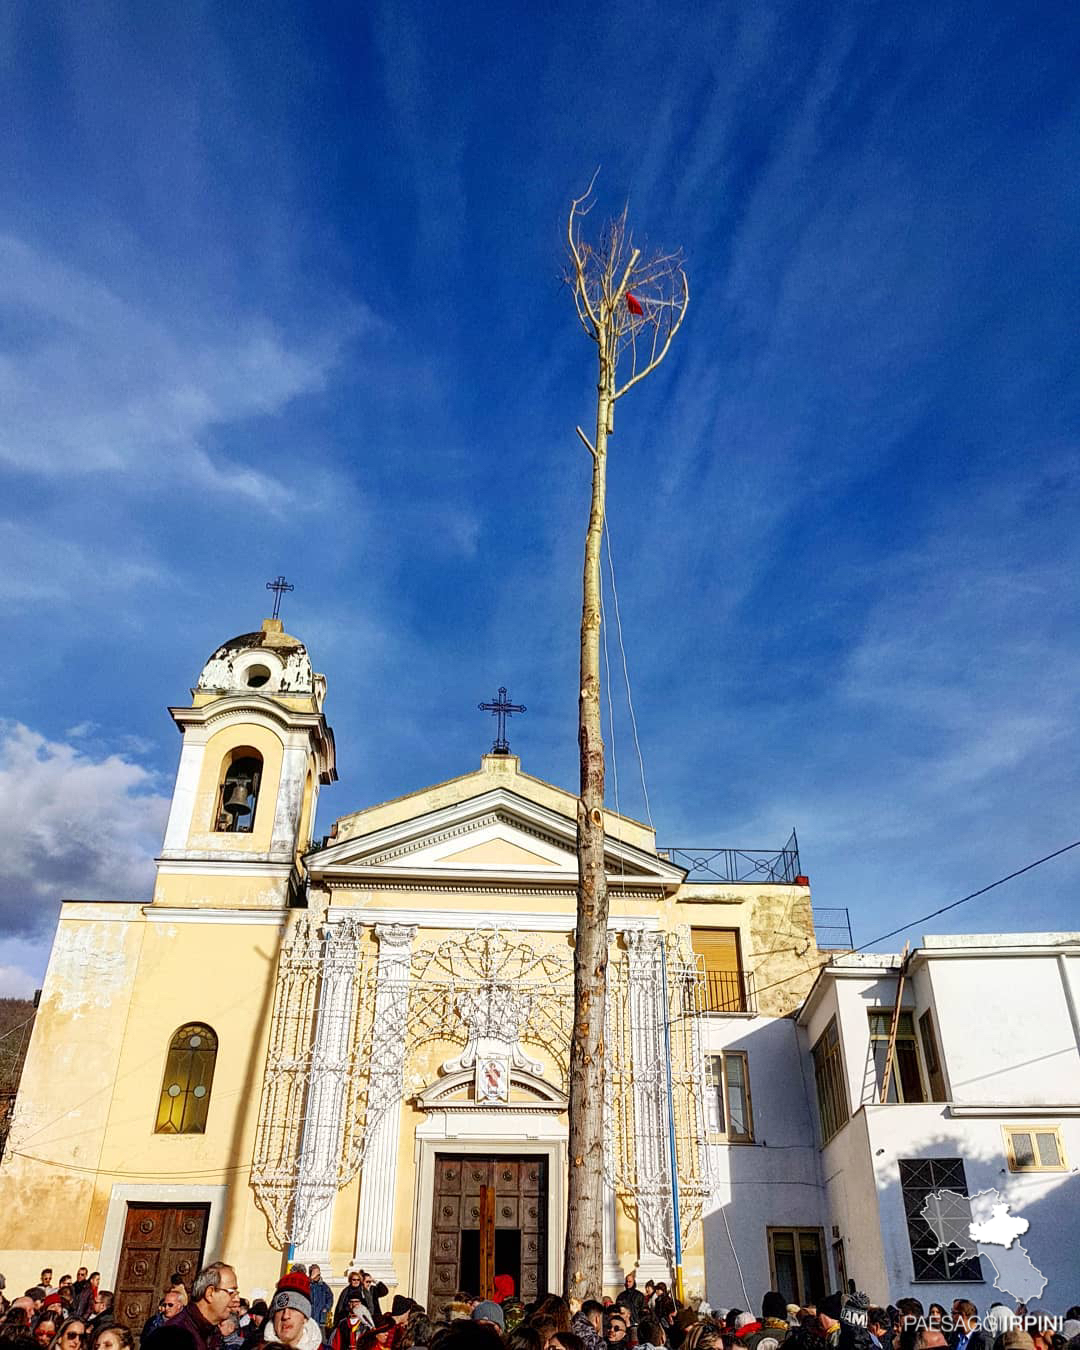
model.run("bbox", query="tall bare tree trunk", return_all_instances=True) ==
[563,184,688,1300]
[565,367,612,1299]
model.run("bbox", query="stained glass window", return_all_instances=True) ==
[155,1024,218,1134]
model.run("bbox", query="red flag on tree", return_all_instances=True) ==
[625,292,644,316]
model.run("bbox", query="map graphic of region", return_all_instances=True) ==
[920,1188,1047,1303]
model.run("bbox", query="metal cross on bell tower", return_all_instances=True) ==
[265,574,294,620]
[478,686,526,755]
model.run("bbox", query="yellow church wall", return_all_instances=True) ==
[0,903,296,1294]
[0,905,145,1290]
[185,724,285,853]
[330,1171,361,1266]
[151,872,294,911]
[91,914,287,1289]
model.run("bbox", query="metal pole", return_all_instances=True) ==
[659,940,685,1304]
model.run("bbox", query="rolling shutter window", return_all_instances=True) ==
[691,928,740,973]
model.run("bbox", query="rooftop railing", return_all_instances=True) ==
[659,829,801,884]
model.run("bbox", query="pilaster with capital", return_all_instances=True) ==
[352,923,416,1284]
[293,918,363,1263]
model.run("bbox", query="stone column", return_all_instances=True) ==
[353,923,416,1284]
[294,919,363,1266]
[625,930,672,1283]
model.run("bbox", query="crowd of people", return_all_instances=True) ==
[1,1262,1078,1350]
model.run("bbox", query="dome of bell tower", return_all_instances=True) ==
[196,618,315,696]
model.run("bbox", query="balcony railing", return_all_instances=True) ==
[699,968,756,1014]
[660,829,801,885]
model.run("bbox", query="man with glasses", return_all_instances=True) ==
[143,1284,189,1343]
[605,1313,629,1350]
[333,1272,364,1327]
[146,1262,239,1350]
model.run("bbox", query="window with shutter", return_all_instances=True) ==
[691,929,746,1011]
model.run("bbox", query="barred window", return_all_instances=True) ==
[811,1017,849,1143]
[155,1023,218,1134]
[899,1157,984,1282]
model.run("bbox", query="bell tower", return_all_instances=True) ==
[153,616,337,910]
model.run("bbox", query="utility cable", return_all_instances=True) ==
[599,552,621,832]
[600,547,631,903]
[721,1201,753,1307]
[0,1012,36,1044]
[749,836,1080,1005]
[7,1148,253,1178]
[604,517,654,830]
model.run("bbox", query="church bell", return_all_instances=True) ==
[223,777,253,820]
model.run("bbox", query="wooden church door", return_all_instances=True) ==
[429,1155,547,1302]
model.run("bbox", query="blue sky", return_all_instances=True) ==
[1,1,1078,993]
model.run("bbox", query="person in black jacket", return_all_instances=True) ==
[616,1280,645,1330]
[334,1278,365,1329]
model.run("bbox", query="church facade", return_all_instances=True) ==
[0,618,824,1317]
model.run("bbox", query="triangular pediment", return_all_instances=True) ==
[439,837,559,868]
[306,787,683,888]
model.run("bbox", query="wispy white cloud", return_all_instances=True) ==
[0,234,367,509]
[0,520,165,607]
[0,724,169,957]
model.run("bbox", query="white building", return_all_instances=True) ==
[791,933,1080,1311]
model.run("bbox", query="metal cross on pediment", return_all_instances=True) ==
[477,686,526,755]
[265,574,294,620]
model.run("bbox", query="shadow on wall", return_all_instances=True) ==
[700,1015,830,1313]
[867,1129,1080,1315]
[216,929,284,1271]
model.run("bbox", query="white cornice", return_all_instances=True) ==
[947,1103,1080,1117]
[325,880,661,897]
[155,858,296,876]
[144,906,288,926]
[324,906,660,932]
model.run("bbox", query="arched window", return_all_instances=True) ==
[155,1023,218,1134]
[214,751,263,833]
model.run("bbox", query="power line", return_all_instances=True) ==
[750,837,1080,1004]
[603,517,654,830]
[8,1148,252,1179]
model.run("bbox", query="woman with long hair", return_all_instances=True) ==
[46,1320,87,1350]
[91,1329,134,1350]
[31,1312,64,1349]
[532,1299,571,1335]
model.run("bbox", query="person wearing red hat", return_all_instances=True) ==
[265,1273,324,1350]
